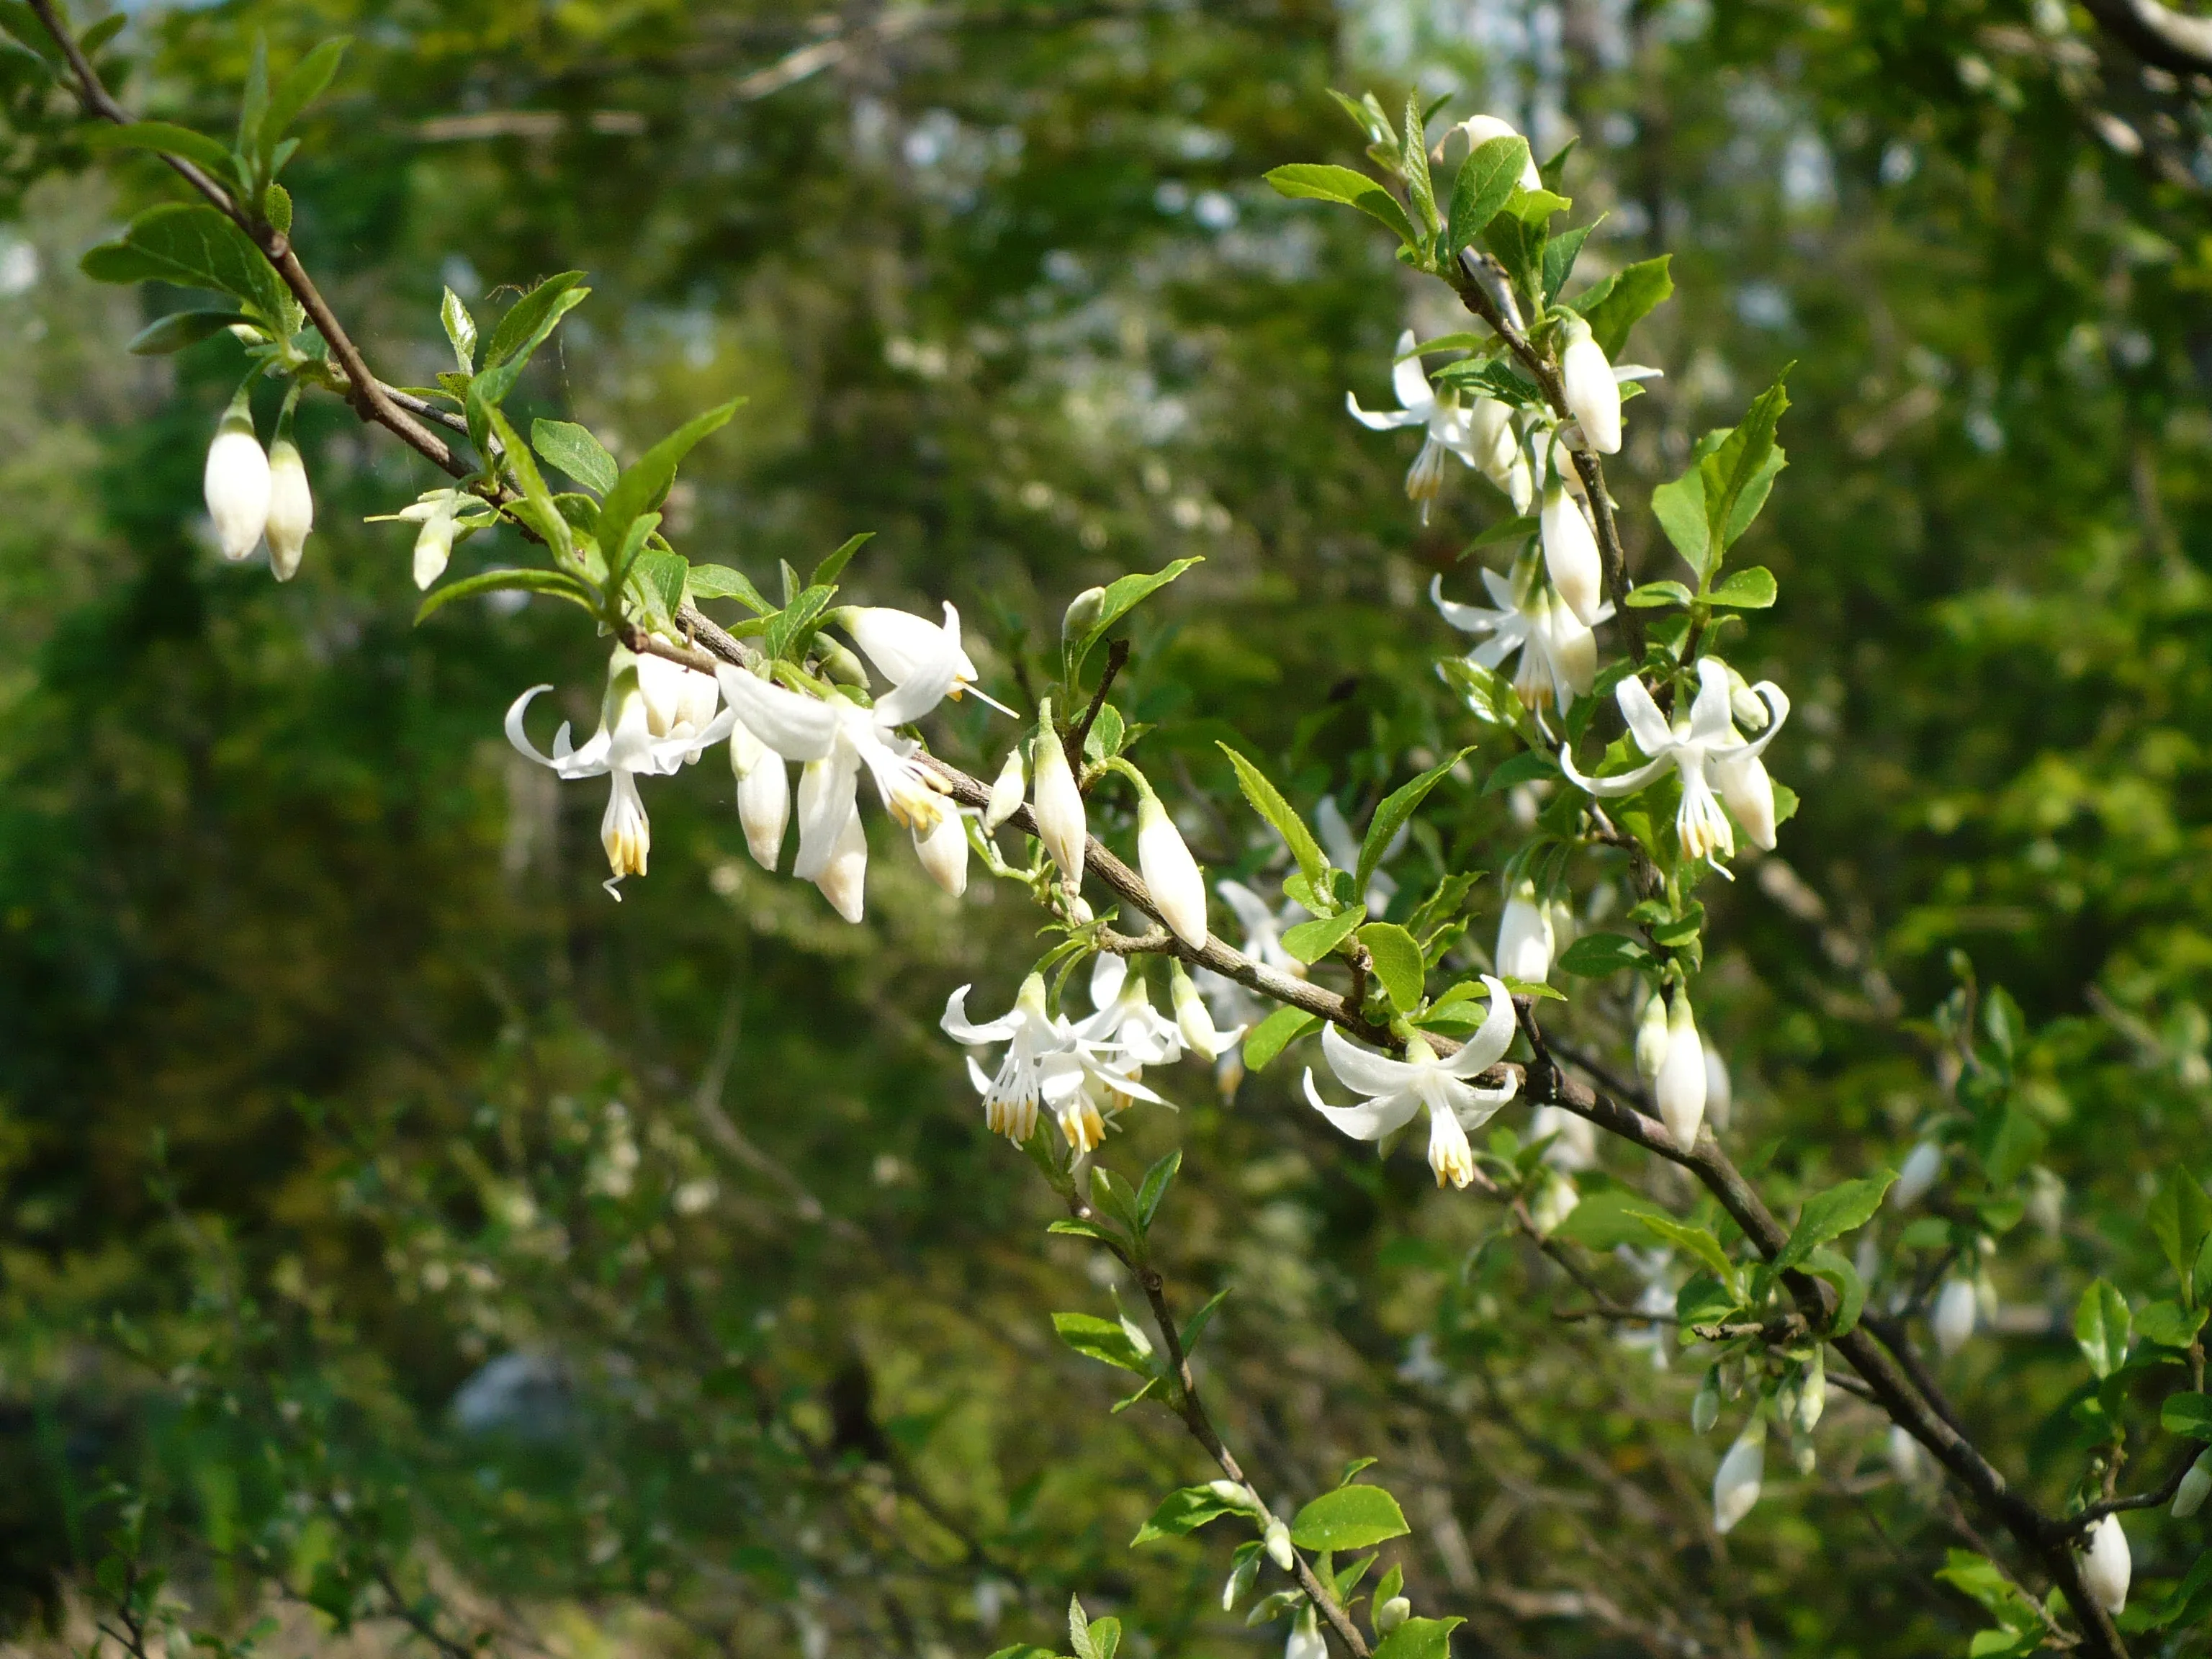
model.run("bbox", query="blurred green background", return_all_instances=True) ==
[0,0,2208,1653]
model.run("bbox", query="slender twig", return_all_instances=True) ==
[1069,637,1130,770]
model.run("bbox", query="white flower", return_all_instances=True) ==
[1529,1102,1596,1172]
[943,973,1161,1153]
[2082,1514,2130,1614]
[1284,1605,1326,1659]
[636,652,723,758]
[1538,480,1604,626]
[1076,953,1184,1069]
[2173,1449,2211,1518]
[1431,566,1610,715]
[1527,1167,1579,1236]
[714,644,963,917]
[204,395,271,562]
[1349,331,1491,522]
[1635,988,1671,1081]
[506,647,734,892]
[1892,1141,1943,1210]
[1704,1037,1733,1133]
[1442,114,1544,189]
[1656,992,1708,1151]
[382,488,473,589]
[1559,659,1791,865]
[1496,879,1555,981]
[1933,1277,1977,1357]
[1136,788,1208,947]
[913,804,970,896]
[1171,963,1244,1061]
[728,703,791,870]
[1713,1416,1766,1534]
[983,745,1026,832]
[264,437,313,580]
[1314,795,1401,914]
[1559,315,1621,455]
[814,804,869,922]
[1302,977,1519,1189]
[1464,395,1534,511]
[1216,879,1306,976]
[1029,703,1087,887]
[841,602,1016,715]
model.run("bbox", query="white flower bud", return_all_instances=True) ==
[412,494,462,589]
[1692,1370,1720,1434]
[814,808,868,923]
[1030,705,1087,887]
[1712,1416,1766,1534]
[1528,1169,1579,1237]
[2082,1514,2130,1614]
[1173,965,1238,1061]
[264,437,313,580]
[1715,750,1779,852]
[1375,1596,1411,1633]
[1466,396,1532,511]
[1559,317,1621,454]
[2173,1449,2211,1518]
[1495,881,1555,981]
[730,719,790,869]
[914,806,969,897]
[1726,663,1770,732]
[1539,481,1605,626]
[1137,790,1208,948]
[1657,992,1708,1152]
[1892,1141,1943,1210]
[1285,1606,1326,1659]
[1635,989,1671,1082]
[1546,595,1599,703]
[984,745,1027,832]
[1933,1277,1977,1358]
[1887,1425,1929,1485]
[1792,1352,1825,1434]
[1263,1519,1294,1571]
[1447,114,1543,190]
[1703,1038,1732,1133]
[204,396,271,562]
[1062,585,1107,644]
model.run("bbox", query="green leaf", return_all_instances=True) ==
[1131,1483,1251,1546]
[263,37,349,147]
[1649,468,1709,575]
[1046,1218,1120,1246]
[82,120,236,177]
[237,35,269,168]
[1937,1550,2045,1632]
[765,584,837,663]
[1552,1187,1667,1249]
[1373,1617,1464,1659]
[1625,580,1694,609]
[1578,254,1673,359]
[2136,1300,2206,1349]
[1282,907,1367,966]
[413,567,598,625]
[441,287,477,372]
[1243,1007,1320,1071]
[1051,1312,1151,1377]
[1064,556,1202,685]
[1216,743,1328,886]
[1701,374,1791,559]
[1088,1166,1143,1238]
[2160,1391,2212,1438]
[1506,185,1570,222]
[1557,932,1650,977]
[80,203,287,322]
[982,1647,1057,1659]
[1135,1151,1181,1230]
[596,399,743,580]
[2148,1168,2212,1299]
[1359,751,1467,902]
[1446,133,1528,252]
[1399,89,1437,234]
[1707,567,1779,609]
[530,420,618,495]
[686,563,773,613]
[125,309,251,356]
[2075,1280,2131,1379]
[1542,221,1593,304]
[1483,748,1559,795]
[1288,1483,1409,1552]
[1179,1286,1230,1353]
[811,531,873,588]
[1802,1246,1869,1336]
[1775,1172,1897,1272]
[480,405,574,561]
[262,181,292,236]
[629,548,688,627]
[1629,1207,1736,1285]
[1357,923,1426,1012]
[1264,162,1416,246]
[1462,514,1538,553]
[484,270,589,369]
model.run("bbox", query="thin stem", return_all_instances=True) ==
[1070,637,1130,768]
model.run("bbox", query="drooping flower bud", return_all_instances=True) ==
[814,807,869,923]
[1792,1350,1825,1434]
[1932,1277,1977,1358]
[2082,1514,2130,1614]
[1284,1606,1326,1659]
[408,492,465,589]
[914,806,969,897]
[1375,1596,1411,1634]
[1172,964,1241,1061]
[1467,396,1532,513]
[1657,992,1708,1151]
[1715,749,1780,852]
[264,436,313,580]
[1559,315,1621,454]
[1539,480,1604,626]
[1704,1037,1732,1133]
[1030,701,1087,887]
[1692,1370,1720,1434]
[2173,1449,2211,1518]
[1136,786,1208,948]
[1263,1519,1294,1570]
[734,746,788,871]
[1726,662,1771,732]
[1892,1141,1943,1209]
[1495,880,1555,981]
[204,390,271,562]
[1712,1416,1766,1534]
[1635,989,1671,1082]
[984,745,1027,832]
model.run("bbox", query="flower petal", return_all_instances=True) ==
[1390,330,1434,413]
[1322,1022,1419,1096]
[714,665,839,760]
[943,986,1023,1045]
[1443,975,1520,1074]
[1303,1069,1421,1140]
[1345,390,1424,431]
[1557,742,1673,799]
[793,753,862,881]
[1689,658,1735,745]
[1616,674,1677,759]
